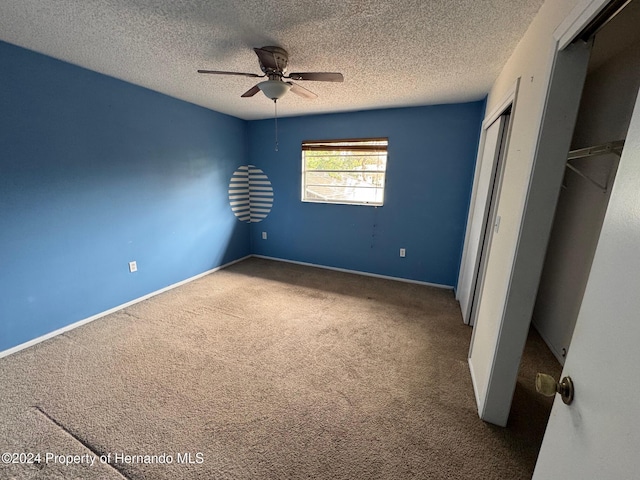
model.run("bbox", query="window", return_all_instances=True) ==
[301,138,388,206]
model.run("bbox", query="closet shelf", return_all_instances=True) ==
[565,140,625,192]
[567,139,625,160]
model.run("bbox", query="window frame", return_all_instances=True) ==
[301,137,389,207]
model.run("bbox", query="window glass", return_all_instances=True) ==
[301,138,388,206]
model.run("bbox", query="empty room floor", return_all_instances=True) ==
[0,257,559,479]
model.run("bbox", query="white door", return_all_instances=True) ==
[533,86,640,479]
[457,113,510,325]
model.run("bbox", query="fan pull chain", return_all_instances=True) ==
[274,99,279,152]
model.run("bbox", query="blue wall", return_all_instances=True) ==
[247,104,483,286]
[0,41,250,351]
[0,40,484,353]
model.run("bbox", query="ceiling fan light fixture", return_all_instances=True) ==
[258,80,291,101]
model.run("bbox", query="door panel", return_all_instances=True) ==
[533,84,640,480]
[458,114,509,325]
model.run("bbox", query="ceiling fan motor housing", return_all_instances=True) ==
[258,46,289,75]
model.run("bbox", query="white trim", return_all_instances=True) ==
[491,41,561,348]
[0,255,251,360]
[482,79,520,130]
[457,78,520,321]
[555,0,610,49]
[252,255,453,289]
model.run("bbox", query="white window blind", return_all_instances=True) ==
[301,138,388,206]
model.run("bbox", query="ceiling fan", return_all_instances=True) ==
[198,46,343,102]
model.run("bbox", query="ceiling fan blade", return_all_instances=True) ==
[241,85,261,98]
[288,82,317,99]
[253,47,284,71]
[286,72,344,82]
[197,70,263,78]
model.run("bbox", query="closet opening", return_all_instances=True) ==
[531,0,640,364]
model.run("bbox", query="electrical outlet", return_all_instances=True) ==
[129,261,137,273]
[262,232,267,240]
[400,248,406,258]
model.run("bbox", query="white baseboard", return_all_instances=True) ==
[0,255,251,360]
[251,255,453,289]
[1,254,450,360]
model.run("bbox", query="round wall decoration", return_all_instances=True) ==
[228,165,274,223]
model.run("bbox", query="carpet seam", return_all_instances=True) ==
[32,405,131,480]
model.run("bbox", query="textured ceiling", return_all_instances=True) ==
[0,0,544,120]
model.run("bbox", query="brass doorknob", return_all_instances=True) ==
[535,373,574,405]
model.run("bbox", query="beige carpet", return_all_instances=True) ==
[0,257,560,479]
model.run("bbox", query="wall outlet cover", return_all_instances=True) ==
[129,261,137,273]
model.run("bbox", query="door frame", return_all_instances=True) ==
[457,79,519,326]
[470,0,614,426]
